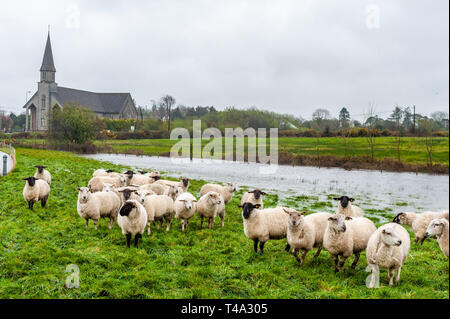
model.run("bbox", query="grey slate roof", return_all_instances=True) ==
[40,33,56,72]
[53,87,131,114]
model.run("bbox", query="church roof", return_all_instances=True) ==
[40,33,56,72]
[53,87,132,114]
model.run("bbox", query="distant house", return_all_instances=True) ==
[23,32,138,131]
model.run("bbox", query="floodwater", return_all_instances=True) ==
[83,154,449,219]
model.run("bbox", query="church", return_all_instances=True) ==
[23,32,138,131]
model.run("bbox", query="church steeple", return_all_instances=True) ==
[40,30,56,82]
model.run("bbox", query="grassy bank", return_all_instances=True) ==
[0,148,448,298]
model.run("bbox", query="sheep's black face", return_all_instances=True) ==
[240,202,260,219]
[334,196,354,208]
[153,176,161,181]
[122,189,133,200]
[393,213,404,224]
[138,170,147,175]
[106,169,115,173]
[120,202,135,216]
[182,178,189,187]
[124,171,134,179]
[24,176,37,187]
[35,165,46,173]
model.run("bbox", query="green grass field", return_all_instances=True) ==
[0,148,448,298]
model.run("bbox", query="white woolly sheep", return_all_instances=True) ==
[323,214,377,272]
[143,194,175,231]
[34,165,52,185]
[93,169,121,178]
[200,183,236,204]
[174,192,198,231]
[163,184,183,201]
[303,212,334,258]
[217,193,226,227]
[425,218,449,258]
[239,202,289,254]
[138,183,166,195]
[134,190,156,235]
[241,189,266,208]
[22,176,50,210]
[155,178,190,193]
[117,200,148,248]
[102,183,123,204]
[123,170,155,186]
[283,208,316,265]
[393,210,449,245]
[366,223,411,287]
[88,175,127,192]
[77,187,121,230]
[333,196,363,217]
[197,191,222,229]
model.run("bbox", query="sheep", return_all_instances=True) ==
[134,190,156,235]
[123,170,155,186]
[425,218,449,258]
[117,186,140,202]
[34,165,51,185]
[283,208,316,265]
[76,187,121,230]
[217,194,226,227]
[323,214,377,272]
[117,200,148,248]
[142,194,175,232]
[163,184,183,201]
[22,176,50,210]
[393,210,449,245]
[88,175,127,192]
[138,183,166,195]
[102,183,123,204]
[238,202,289,254]
[93,169,121,178]
[155,178,190,193]
[174,192,197,231]
[302,212,334,258]
[241,189,266,208]
[138,170,161,179]
[333,196,363,217]
[366,223,411,287]
[197,191,222,229]
[200,183,236,204]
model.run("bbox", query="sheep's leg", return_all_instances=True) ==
[339,256,348,272]
[126,234,131,248]
[134,234,142,248]
[332,255,339,273]
[351,252,360,269]
[108,217,114,230]
[253,239,259,253]
[181,220,185,232]
[158,219,163,230]
[28,201,34,210]
[420,237,426,245]
[314,245,322,258]
[200,216,204,229]
[395,266,402,283]
[220,214,225,227]
[41,195,48,208]
[388,268,395,287]
[259,241,265,255]
[300,250,308,266]
[368,264,377,288]
[285,243,291,252]
[165,216,172,232]
[208,217,214,229]
[414,237,419,244]
[85,219,89,229]
[293,249,301,263]
[93,220,98,231]
[147,222,152,236]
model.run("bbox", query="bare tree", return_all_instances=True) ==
[418,118,434,169]
[160,95,176,131]
[390,105,403,162]
[364,103,377,162]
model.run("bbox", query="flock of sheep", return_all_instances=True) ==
[22,165,449,288]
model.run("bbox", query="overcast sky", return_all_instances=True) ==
[0,0,448,120]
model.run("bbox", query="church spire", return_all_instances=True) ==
[40,30,56,72]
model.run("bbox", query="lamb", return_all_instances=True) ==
[88,175,127,192]
[283,208,316,265]
[366,223,411,287]
[333,196,363,217]
[323,214,377,272]
[174,192,197,231]
[117,200,148,248]
[200,183,236,204]
[197,191,222,229]
[239,202,289,254]
[425,218,449,258]
[393,210,449,245]
[123,170,155,186]
[22,176,50,210]
[138,183,166,195]
[76,187,121,230]
[163,184,182,201]
[34,165,52,185]
[143,194,175,231]
[241,189,266,208]
[155,178,190,193]
[134,190,156,235]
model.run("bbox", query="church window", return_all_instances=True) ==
[41,117,46,127]
[41,95,46,110]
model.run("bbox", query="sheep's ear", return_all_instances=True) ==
[382,229,386,234]
[237,204,243,208]
[193,200,198,202]
[283,208,290,214]
[333,197,340,201]
[345,216,353,221]
[23,178,28,180]
[179,199,186,202]
[260,191,267,195]
[349,198,355,202]
[300,211,306,216]
[43,166,47,168]
[254,204,261,209]
[248,190,255,193]
[76,187,81,191]
[328,217,334,221]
